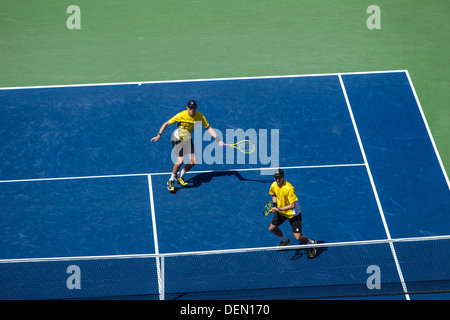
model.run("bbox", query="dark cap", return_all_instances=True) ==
[273,168,284,178]
[187,100,197,108]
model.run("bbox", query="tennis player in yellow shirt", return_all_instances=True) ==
[269,169,316,258]
[151,100,223,192]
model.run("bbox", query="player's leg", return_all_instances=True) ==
[176,155,195,187]
[294,233,310,243]
[289,215,316,258]
[289,215,308,243]
[182,153,197,172]
[172,157,184,175]
[168,138,184,191]
[168,156,183,191]
[269,214,290,246]
[176,140,196,187]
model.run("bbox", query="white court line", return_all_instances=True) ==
[0,70,408,91]
[0,172,147,184]
[0,163,365,184]
[147,174,159,254]
[338,74,410,300]
[147,174,163,299]
[405,71,450,190]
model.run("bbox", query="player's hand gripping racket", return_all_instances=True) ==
[263,201,273,216]
[223,140,256,154]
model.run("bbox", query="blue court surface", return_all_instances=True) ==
[1,71,449,300]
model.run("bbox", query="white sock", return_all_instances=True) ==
[179,168,186,179]
[280,235,288,242]
[170,173,176,181]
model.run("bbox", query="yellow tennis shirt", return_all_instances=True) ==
[168,110,210,141]
[269,181,301,218]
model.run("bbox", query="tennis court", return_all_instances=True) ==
[1,71,449,300]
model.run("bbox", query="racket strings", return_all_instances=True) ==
[238,141,255,153]
[264,201,272,216]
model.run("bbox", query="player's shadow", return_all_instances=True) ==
[171,170,273,193]
[289,240,327,260]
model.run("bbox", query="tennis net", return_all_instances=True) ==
[1,235,449,299]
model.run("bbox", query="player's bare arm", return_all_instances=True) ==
[272,202,295,213]
[206,126,224,146]
[151,121,171,142]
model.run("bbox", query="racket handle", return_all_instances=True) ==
[223,144,230,147]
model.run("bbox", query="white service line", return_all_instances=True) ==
[0,163,366,184]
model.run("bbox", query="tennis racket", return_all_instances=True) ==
[263,201,273,216]
[223,140,256,154]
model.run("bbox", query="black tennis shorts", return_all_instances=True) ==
[271,212,302,234]
[171,138,195,158]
